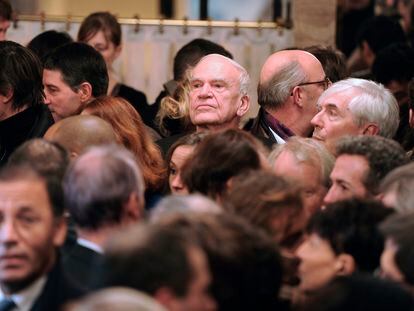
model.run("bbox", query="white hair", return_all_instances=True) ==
[196,53,250,96]
[317,78,400,138]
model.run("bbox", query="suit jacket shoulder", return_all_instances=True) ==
[62,243,103,291]
[30,257,85,311]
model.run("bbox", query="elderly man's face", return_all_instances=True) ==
[311,91,363,143]
[189,56,249,131]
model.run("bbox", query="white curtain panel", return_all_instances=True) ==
[7,20,294,117]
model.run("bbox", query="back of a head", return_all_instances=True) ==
[224,170,304,247]
[43,42,108,97]
[303,275,414,311]
[84,96,166,192]
[258,50,320,110]
[101,222,197,298]
[317,78,400,138]
[151,194,222,221]
[335,135,408,195]
[8,138,69,182]
[307,198,393,273]
[303,45,348,83]
[380,212,414,286]
[173,38,233,81]
[181,129,264,199]
[64,144,144,230]
[372,43,414,86]
[44,115,117,157]
[380,163,414,213]
[65,287,167,311]
[154,212,283,311]
[0,40,44,110]
[27,30,74,63]
[356,15,406,54]
[269,136,335,188]
[83,96,147,149]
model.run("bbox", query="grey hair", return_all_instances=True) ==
[258,61,308,110]
[194,53,250,96]
[317,78,399,138]
[150,194,222,222]
[379,163,414,213]
[268,137,335,188]
[64,144,145,229]
[67,287,167,311]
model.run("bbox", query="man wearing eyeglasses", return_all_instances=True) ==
[249,50,329,144]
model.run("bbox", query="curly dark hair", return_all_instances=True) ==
[335,135,408,195]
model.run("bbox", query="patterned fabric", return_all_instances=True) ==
[263,110,295,140]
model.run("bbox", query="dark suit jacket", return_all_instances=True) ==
[245,108,278,145]
[30,256,85,311]
[0,104,53,167]
[62,243,103,291]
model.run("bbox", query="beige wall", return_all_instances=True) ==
[36,0,158,17]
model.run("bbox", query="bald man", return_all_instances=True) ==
[248,50,329,144]
[44,115,117,158]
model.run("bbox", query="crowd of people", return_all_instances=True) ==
[1,0,414,310]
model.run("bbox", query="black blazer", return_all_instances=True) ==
[62,243,103,291]
[30,256,85,311]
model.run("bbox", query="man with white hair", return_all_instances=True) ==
[188,53,250,132]
[311,78,400,145]
[249,50,328,144]
[157,53,251,154]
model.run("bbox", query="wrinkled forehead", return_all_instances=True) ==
[191,54,242,80]
[318,87,359,108]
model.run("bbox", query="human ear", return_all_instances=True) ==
[334,253,356,276]
[77,82,93,104]
[236,94,250,117]
[53,217,67,247]
[362,123,379,136]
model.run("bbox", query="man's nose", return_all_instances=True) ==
[323,186,337,205]
[43,93,51,105]
[311,111,322,127]
[0,219,18,244]
[199,83,212,97]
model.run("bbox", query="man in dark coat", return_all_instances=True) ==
[0,41,53,167]
[0,164,84,310]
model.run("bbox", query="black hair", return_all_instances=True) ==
[43,42,108,97]
[307,198,393,273]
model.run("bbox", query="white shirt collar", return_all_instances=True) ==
[0,276,47,311]
[269,127,286,144]
[77,238,104,254]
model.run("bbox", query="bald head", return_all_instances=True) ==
[257,50,327,137]
[260,50,323,84]
[44,115,117,157]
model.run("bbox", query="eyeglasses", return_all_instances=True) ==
[298,76,331,90]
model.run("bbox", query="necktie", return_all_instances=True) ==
[0,298,16,311]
